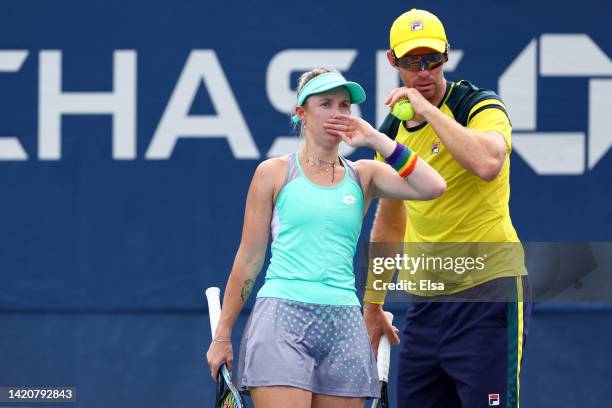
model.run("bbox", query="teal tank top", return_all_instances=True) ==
[256,152,365,306]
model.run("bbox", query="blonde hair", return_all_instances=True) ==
[292,68,337,138]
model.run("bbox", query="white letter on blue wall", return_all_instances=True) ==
[0,50,29,160]
[38,50,137,160]
[146,50,259,159]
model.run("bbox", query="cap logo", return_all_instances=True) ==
[410,20,423,31]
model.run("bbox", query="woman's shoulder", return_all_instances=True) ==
[252,155,292,197]
[256,155,290,176]
[347,158,377,174]
[345,159,387,190]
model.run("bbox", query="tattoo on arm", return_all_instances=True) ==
[240,279,254,303]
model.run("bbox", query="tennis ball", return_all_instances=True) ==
[391,100,415,121]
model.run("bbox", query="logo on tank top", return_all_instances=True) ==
[488,393,500,406]
[342,195,356,205]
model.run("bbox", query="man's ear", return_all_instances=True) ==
[386,50,398,69]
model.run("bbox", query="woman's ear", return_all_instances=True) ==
[295,105,305,122]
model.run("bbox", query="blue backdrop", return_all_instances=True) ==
[0,0,610,407]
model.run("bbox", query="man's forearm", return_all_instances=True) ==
[370,198,407,242]
[424,107,506,180]
[364,198,406,304]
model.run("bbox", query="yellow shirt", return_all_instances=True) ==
[365,80,526,301]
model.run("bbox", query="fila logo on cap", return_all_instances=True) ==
[410,20,423,31]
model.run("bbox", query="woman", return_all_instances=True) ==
[206,68,446,408]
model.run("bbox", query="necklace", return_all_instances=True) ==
[303,149,340,183]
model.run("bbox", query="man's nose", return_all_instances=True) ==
[417,69,430,78]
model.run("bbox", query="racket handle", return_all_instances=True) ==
[205,287,222,340]
[376,311,394,382]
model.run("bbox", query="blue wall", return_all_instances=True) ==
[0,0,610,406]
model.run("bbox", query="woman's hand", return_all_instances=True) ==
[324,114,380,149]
[206,340,233,380]
[324,114,397,157]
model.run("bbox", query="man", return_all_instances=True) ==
[363,8,531,408]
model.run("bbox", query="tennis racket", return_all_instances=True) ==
[370,311,394,408]
[205,287,246,408]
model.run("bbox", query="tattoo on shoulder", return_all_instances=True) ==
[241,279,254,302]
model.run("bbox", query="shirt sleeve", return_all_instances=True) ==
[467,99,512,152]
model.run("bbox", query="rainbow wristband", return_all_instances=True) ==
[385,142,418,177]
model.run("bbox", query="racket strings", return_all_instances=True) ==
[220,392,238,408]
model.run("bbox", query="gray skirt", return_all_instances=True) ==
[236,297,380,398]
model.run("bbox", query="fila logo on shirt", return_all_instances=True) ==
[488,393,500,406]
[342,195,356,205]
[431,141,441,154]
